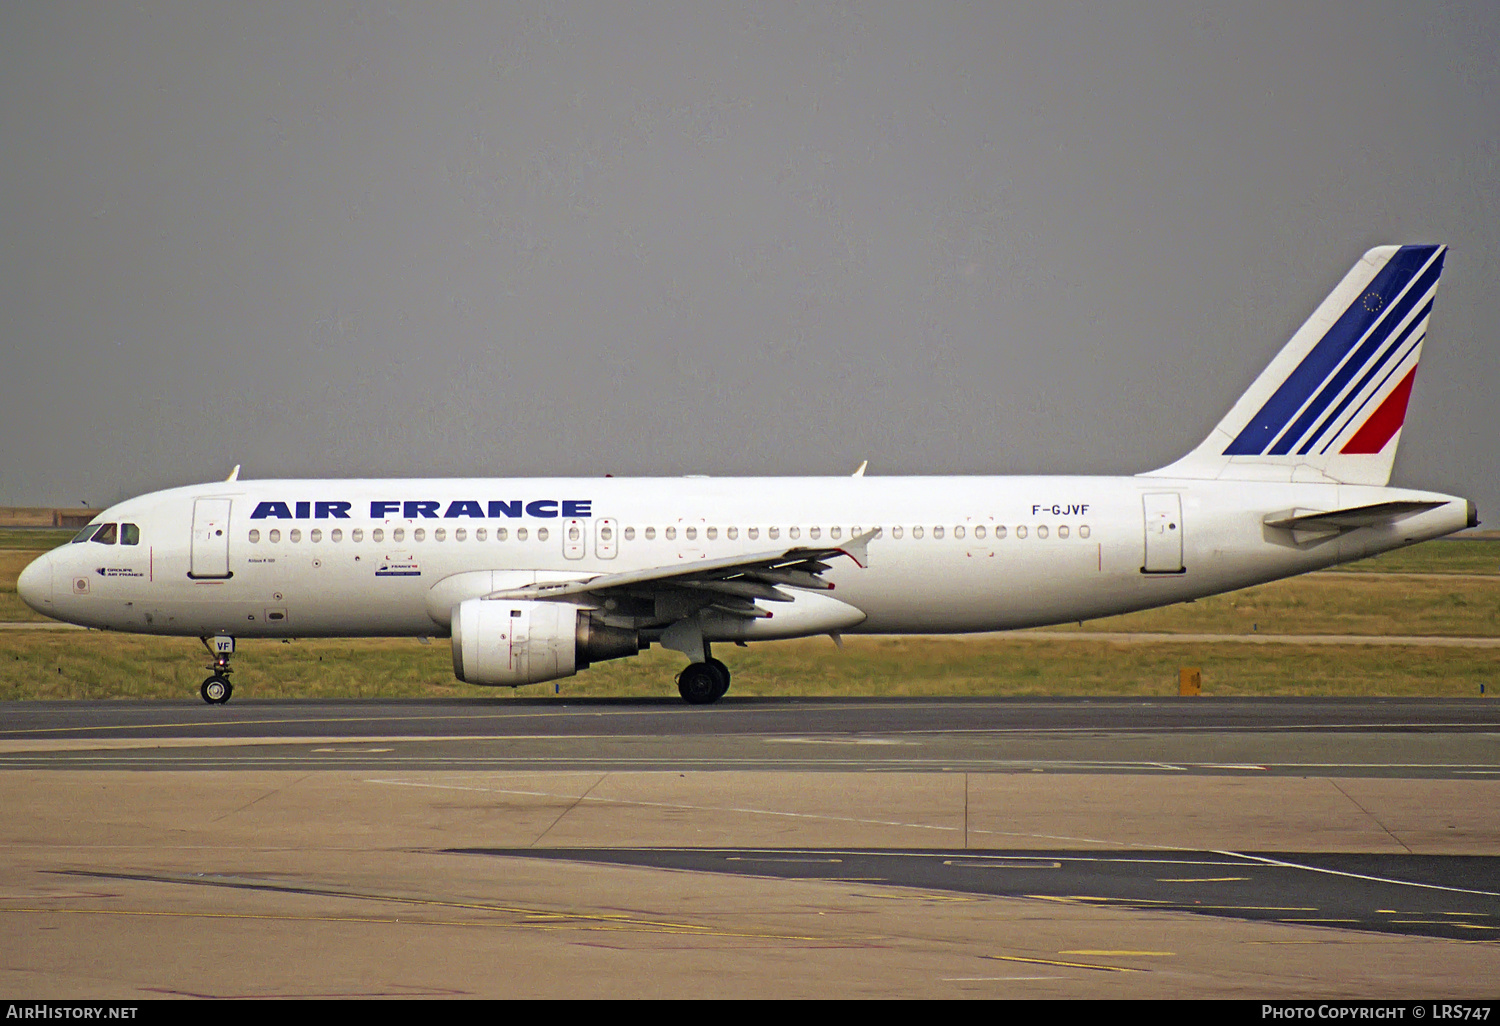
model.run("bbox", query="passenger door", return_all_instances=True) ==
[189,498,233,579]
[1141,493,1184,574]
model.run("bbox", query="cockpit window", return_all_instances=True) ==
[71,525,98,543]
[120,523,140,545]
[91,523,118,545]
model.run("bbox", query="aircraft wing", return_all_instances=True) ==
[485,528,881,615]
[1262,500,1445,532]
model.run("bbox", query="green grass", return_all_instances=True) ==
[0,633,1494,701]
[0,551,51,622]
[1057,573,1500,637]
[1336,538,1499,574]
[0,530,76,550]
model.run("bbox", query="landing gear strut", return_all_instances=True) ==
[677,652,731,705]
[199,635,235,704]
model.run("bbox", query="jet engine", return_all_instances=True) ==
[450,598,641,686]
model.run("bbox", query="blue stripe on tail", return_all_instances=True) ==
[1274,256,1442,454]
[1223,245,1443,456]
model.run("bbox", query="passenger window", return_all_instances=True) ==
[455,528,466,542]
[892,525,904,539]
[121,523,140,545]
[537,527,549,542]
[726,526,737,540]
[331,528,343,542]
[310,529,322,543]
[269,529,282,543]
[808,526,820,540]
[474,528,485,541]
[1016,526,1027,539]
[353,528,364,542]
[599,526,611,541]
[748,527,759,540]
[1037,525,1049,539]
[830,526,841,540]
[248,529,261,544]
[1058,525,1069,539]
[706,526,717,540]
[912,526,923,539]
[393,528,405,543]
[91,523,118,544]
[497,528,508,541]
[665,526,677,540]
[685,527,697,540]
[974,525,986,539]
[768,527,779,540]
[412,528,424,542]
[289,529,301,543]
[995,525,1007,540]
[623,527,635,541]
[435,528,447,542]
[517,527,529,541]
[954,526,965,539]
[372,528,384,543]
[789,526,801,540]
[932,526,944,539]
[645,527,656,540]
[1079,525,1091,539]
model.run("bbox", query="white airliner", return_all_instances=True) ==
[17,245,1475,704]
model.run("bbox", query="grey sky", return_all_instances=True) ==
[2,3,1495,516]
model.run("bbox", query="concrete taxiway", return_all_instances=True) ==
[0,697,1497,998]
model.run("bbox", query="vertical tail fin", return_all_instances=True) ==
[1145,245,1446,485]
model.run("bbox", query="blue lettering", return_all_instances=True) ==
[251,501,293,520]
[359,497,592,519]
[444,500,486,519]
[316,501,352,519]
[295,501,311,519]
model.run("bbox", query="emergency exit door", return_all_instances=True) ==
[1142,493,1184,574]
[562,518,586,560]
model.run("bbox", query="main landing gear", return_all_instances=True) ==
[199,635,235,704]
[677,655,731,705]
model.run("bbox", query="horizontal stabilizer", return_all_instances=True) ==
[1262,500,1444,533]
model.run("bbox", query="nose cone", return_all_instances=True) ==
[17,553,54,615]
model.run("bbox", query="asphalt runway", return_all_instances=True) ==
[2,696,1497,777]
[1,696,1497,998]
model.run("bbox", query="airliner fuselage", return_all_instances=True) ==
[21,475,1471,639]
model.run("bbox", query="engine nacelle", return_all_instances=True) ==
[450,598,641,686]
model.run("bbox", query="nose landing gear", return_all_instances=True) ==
[198,635,235,704]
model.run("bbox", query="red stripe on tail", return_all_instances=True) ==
[1341,367,1417,455]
